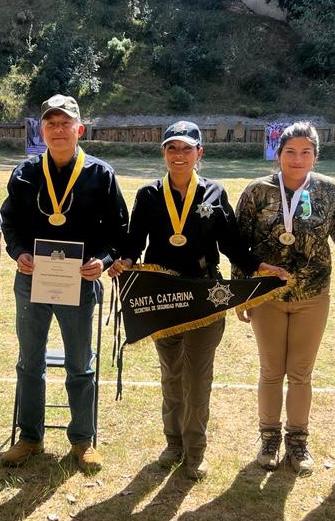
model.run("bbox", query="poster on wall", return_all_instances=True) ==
[264,121,291,160]
[25,118,47,155]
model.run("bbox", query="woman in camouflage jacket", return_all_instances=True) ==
[234,121,335,476]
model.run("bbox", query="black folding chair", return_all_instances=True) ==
[11,280,104,448]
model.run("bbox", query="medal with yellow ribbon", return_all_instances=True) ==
[42,147,85,226]
[163,170,198,247]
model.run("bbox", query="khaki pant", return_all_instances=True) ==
[250,291,330,433]
[155,319,225,460]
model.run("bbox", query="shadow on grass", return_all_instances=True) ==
[72,461,195,521]
[0,451,77,521]
[301,483,335,521]
[178,461,297,521]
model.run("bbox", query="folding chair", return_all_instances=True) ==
[11,280,104,448]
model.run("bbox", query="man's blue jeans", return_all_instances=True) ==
[14,272,98,444]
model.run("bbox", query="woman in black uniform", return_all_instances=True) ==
[109,121,286,480]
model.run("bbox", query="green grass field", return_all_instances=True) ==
[0,157,335,521]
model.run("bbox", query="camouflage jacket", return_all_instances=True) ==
[233,171,335,301]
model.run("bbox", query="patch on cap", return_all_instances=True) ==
[41,94,80,120]
[161,120,202,147]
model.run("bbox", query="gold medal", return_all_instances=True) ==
[169,234,187,247]
[163,170,198,247]
[42,147,85,226]
[279,232,295,245]
[48,213,67,226]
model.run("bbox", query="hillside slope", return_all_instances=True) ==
[0,0,333,121]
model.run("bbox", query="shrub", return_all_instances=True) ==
[0,138,25,152]
[80,141,160,157]
[320,143,335,160]
[168,86,194,111]
[106,37,133,70]
[239,66,283,102]
[203,143,263,159]
[238,105,264,118]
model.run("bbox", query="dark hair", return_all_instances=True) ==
[277,121,319,159]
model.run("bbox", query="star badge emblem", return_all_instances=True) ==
[173,122,188,134]
[207,282,234,308]
[196,203,214,219]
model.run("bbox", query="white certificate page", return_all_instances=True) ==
[31,239,84,306]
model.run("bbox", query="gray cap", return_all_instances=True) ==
[41,94,80,120]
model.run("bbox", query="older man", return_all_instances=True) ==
[0,94,128,471]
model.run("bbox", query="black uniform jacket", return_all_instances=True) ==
[1,150,129,268]
[123,176,260,278]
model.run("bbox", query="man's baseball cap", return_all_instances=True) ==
[161,120,202,147]
[41,94,80,120]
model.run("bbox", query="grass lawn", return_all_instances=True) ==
[0,156,335,520]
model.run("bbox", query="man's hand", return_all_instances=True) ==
[80,258,104,281]
[108,258,133,277]
[17,253,34,275]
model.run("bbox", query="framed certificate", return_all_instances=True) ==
[31,239,84,306]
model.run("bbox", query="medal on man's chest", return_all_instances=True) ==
[42,147,85,226]
[48,213,67,226]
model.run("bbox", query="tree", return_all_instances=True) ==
[28,23,102,104]
[268,0,335,78]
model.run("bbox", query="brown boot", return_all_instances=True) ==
[0,439,44,466]
[71,442,102,472]
[285,432,314,476]
[257,430,282,471]
[158,444,183,468]
[184,457,208,480]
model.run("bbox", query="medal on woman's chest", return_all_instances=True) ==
[279,231,295,245]
[278,172,310,247]
[169,233,187,247]
[163,171,198,247]
[42,147,85,226]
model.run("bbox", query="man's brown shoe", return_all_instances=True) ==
[158,444,183,469]
[71,442,102,472]
[0,439,44,466]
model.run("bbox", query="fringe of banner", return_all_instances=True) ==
[129,263,178,275]
[151,310,226,341]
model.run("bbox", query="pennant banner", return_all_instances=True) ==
[118,266,287,344]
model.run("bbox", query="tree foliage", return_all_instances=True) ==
[28,23,102,103]
[0,0,334,117]
[106,37,133,71]
[148,4,225,87]
[268,0,335,77]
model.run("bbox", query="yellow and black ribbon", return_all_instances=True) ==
[163,170,198,237]
[42,147,85,220]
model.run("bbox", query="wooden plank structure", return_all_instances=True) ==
[0,122,334,144]
[0,123,25,139]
